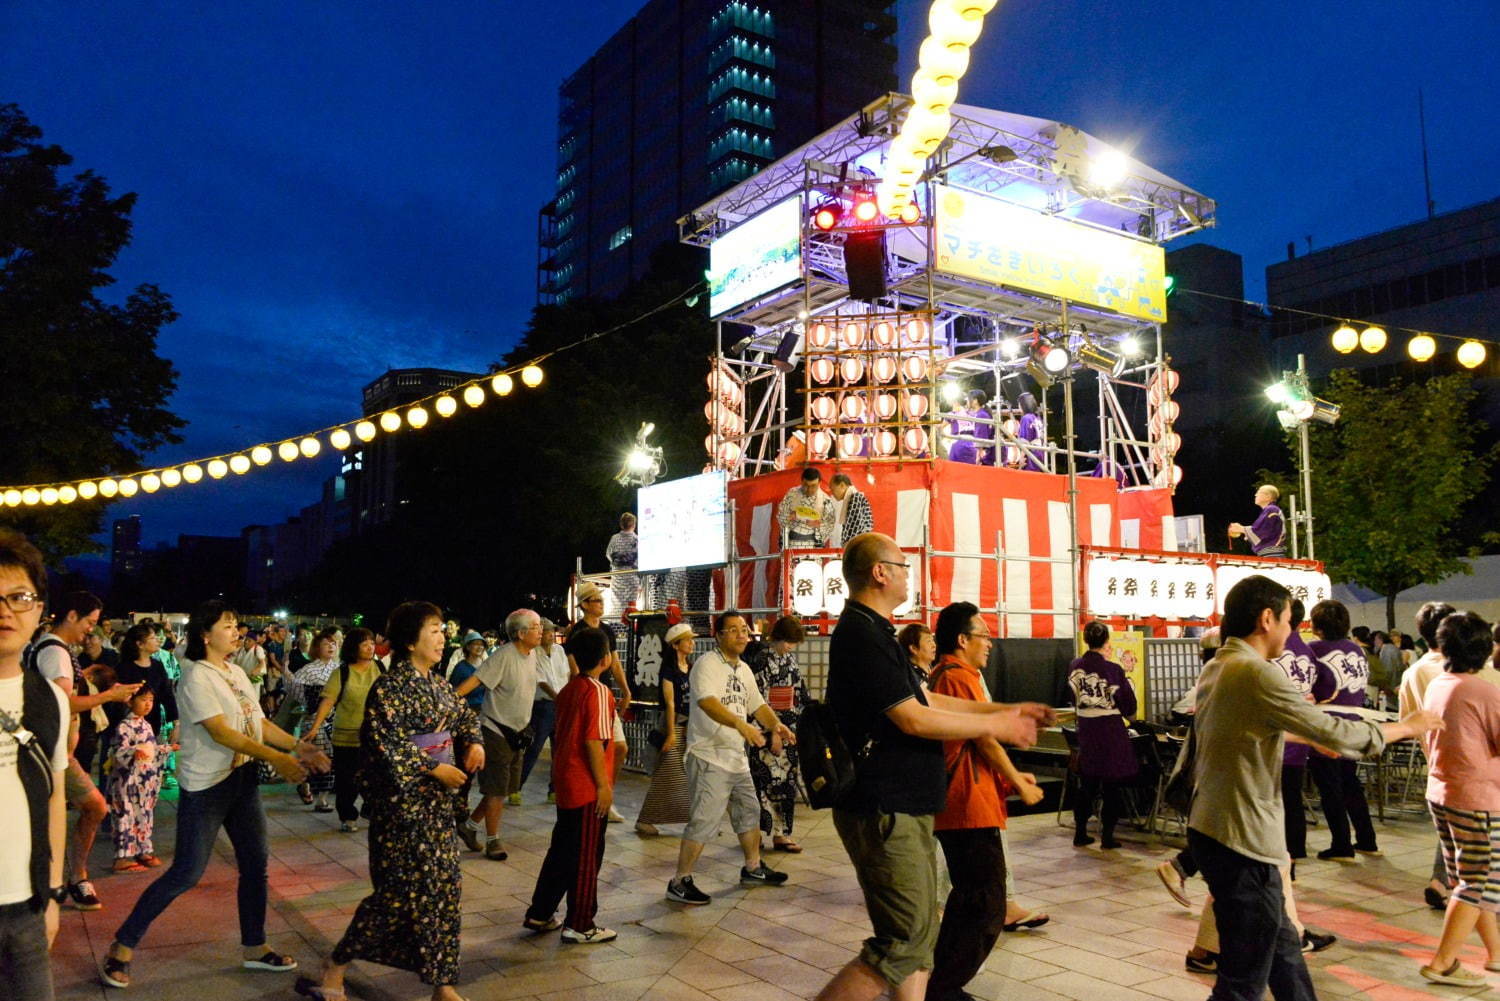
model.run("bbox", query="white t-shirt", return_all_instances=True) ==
[474,643,538,733]
[535,646,570,701]
[230,645,267,699]
[0,674,70,905]
[176,658,265,793]
[685,649,767,774]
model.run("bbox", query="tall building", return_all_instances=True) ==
[110,515,144,607]
[537,0,898,305]
[1265,197,1500,421]
[356,368,481,530]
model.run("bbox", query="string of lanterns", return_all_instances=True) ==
[876,0,999,218]
[0,364,545,509]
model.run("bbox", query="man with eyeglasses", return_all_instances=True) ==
[25,591,139,913]
[817,533,1052,1001]
[0,529,73,1001]
[666,609,795,906]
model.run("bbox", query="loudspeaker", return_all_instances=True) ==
[843,230,887,302]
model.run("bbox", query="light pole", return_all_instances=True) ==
[1265,353,1339,560]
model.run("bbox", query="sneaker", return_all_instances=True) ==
[561,925,618,944]
[456,820,481,853]
[339,821,359,833]
[507,792,522,806]
[1156,859,1191,908]
[666,875,711,905]
[522,915,562,933]
[484,839,509,861]
[68,880,102,911]
[1184,951,1218,974]
[1316,847,1356,862]
[1420,961,1486,986]
[1301,930,1337,953]
[607,806,625,824]
[740,862,789,887]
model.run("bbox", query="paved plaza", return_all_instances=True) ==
[52,766,1489,1001]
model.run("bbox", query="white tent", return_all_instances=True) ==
[1333,555,1500,633]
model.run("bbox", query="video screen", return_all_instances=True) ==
[638,472,729,572]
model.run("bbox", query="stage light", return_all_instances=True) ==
[853,197,879,223]
[160,469,181,488]
[1309,398,1341,424]
[58,485,77,504]
[78,482,98,500]
[1359,325,1387,353]
[1331,325,1358,354]
[228,455,251,475]
[278,441,299,462]
[329,428,352,450]
[1119,335,1142,357]
[941,381,964,405]
[1457,341,1487,369]
[521,365,544,387]
[40,488,58,505]
[22,488,40,506]
[492,373,514,396]
[1000,337,1021,359]
[1264,382,1291,404]
[355,420,377,442]
[207,460,228,480]
[250,445,273,466]
[1077,342,1125,377]
[435,395,458,418]
[1407,334,1437,362]
[899,202,922,225]
[299,436,322,457]
[616,421,665,487]
[463,384,485,407]
[812,203,840,231]
[406,406,429,429]
[1163,274,1176,296]
[379,412,401,433]
[182,465,203,484]
[1086,148,1130,191]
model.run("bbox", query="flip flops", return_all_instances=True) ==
[1003,911,1050,932]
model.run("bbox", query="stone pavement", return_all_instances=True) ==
[52,767,1492,1001]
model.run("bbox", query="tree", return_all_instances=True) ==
[1289,369,1495,629]
[0,104,184,561]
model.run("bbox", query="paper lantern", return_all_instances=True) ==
[207,460,228,480]
[873,393,898,420]
[808,430,832,458]
[840,357,865,384]
[808,322,834,349]
[492,373,514,396]
[809,357,836,384]
[435,395,458,418]
[904,317,931,344]
[1406,334,1437,362]
[1457,341,1487,369]
[182,465,203,484]
[521,365,544,387]
[872,320,896,347]
[379,412,401,433]
[22,488,41,505]
[841,394,867,421]
[873,355,898,384]
[791,560,824,617]
[1359,326,1387,354]
[902,355,929,382]
[78,482,98,499]
[118,478,140,497]
[355,420,377,442]
[903,427,929,455]
[277,441,299,462]
[40,488,58,505]
[841,321,867,349]
[902,392,929,419]
[405,406,429,429]
[822,558,847,616]
[329,428,352,450]
[58,485,77,503]
[160,469,181,488]
[463,385,485,407]
[1331,325,1358,354]
[717,441,742,467]
[811,395,837,424]
[704,434,716,457]
[874,430,898,456]
[228,455,251,475]
[839,432,865,457]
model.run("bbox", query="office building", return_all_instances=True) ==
[356,368,480,530]
[537,0,898,305]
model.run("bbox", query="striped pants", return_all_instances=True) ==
[527,804,608,933]
[1430,801,1500,912]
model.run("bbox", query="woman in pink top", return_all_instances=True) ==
[1420,611,1500,987]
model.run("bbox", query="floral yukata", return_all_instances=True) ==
[108,715,171,859]
[746,643,810,838]
[330,660,481,987]
[296,658,339,795]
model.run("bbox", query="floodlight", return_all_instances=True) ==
[999,338,1021,359]
[615,422,665,487]
[1119,336,1141,357]
[1077,342,1125,378]
[940,382,964,405]
[1037,340,1071,374]
[1308,399,1341,424]
[812,202,840,231]
[1087,149,1130,190]
[1264,383,1291,404]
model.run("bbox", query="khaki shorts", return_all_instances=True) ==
[684,754,760,843]
[833,810,939,987]
[64,756,98,804]
[479,728,524,797]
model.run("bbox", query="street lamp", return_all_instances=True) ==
[1264,354,1338,559]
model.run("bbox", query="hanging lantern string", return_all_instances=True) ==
[1175,286,1498,349]
[1,280,706,500]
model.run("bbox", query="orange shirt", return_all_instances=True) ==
[930,655,1010,831]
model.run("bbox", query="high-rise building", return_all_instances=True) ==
[537,0,897,305]
[356,368,481,530]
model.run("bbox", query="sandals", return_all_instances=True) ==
[243,950,299,971]
[1003,911,1051,932]
[298,785,314,805]
[136,853,162,868]
[113,858,147,873]
[101,954,131,989]
[772,838,803,853]
[294,976,347,1001]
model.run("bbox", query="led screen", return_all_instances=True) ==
[638,471,729,572]
[708,197,801,317]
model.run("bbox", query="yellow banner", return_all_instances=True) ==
[935,186,1168,322]
[1076,628,1146,721]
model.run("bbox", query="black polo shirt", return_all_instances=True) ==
[827,599,946,815]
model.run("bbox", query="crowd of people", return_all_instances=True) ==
[3,519,1500,1001]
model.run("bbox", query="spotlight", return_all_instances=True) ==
[853,197,879,223]
[898,202,921,225]
[1264,383,1291,404]
[1077,342,1125,377]
[616,421,666,487]
[812,202,841,231]
[1308,398,1341,424]
[940,382,964,405]
[1086,148,1130,191]
[1119,335,1141,357]
[1331,325,1359,354]
[999,338,1021,359]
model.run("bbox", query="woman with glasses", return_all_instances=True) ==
[1067,620,1137,849]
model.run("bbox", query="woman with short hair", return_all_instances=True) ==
[898,622,936,679]
[294,629,341,813]
[297,601,484,1001]
[746,615,809,852]
[303,629,381,832]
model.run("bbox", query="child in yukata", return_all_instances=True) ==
[108,687,175,872]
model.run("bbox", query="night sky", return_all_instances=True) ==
[4,1,1498,549]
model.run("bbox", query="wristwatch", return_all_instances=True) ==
[47,885,67,904]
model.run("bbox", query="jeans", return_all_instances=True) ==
[0,901,53,1001]
[1189,829,1314,1001]
[332,746,362,822]
[115,764,269,949]
[1308,755,1375,852]
[519,699,557,790]
[929,828,1006,1001]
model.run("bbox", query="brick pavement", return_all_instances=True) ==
[51,767,1490,1001]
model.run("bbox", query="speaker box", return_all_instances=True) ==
[843,230,887,302]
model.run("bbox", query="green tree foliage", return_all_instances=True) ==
[0,104,184,561]
[1291,369,1495,629]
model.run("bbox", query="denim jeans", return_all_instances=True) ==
[519,698,557,789]
[1188,829,1313,1001]
[0,901,54,1001]
[115,764,269,949]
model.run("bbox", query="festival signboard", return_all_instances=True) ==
[933,185,1169,322]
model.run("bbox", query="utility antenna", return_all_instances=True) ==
[1419,89,1436,219]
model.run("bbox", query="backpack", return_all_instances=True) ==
[796,698,868,810]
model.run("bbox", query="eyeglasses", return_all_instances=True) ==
[964,630,993,641]
[878,560,912,571]
[0,591,41,613]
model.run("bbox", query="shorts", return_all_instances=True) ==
[683,754,760,843]
[64,756,98,804]
[833,809,939,987]
[479,728,525,798]
[1431,801,1500,912]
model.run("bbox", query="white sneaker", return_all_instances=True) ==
[607,806,625,823]
[561,925,618,944]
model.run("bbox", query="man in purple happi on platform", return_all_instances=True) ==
[1228,484,1287,557]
